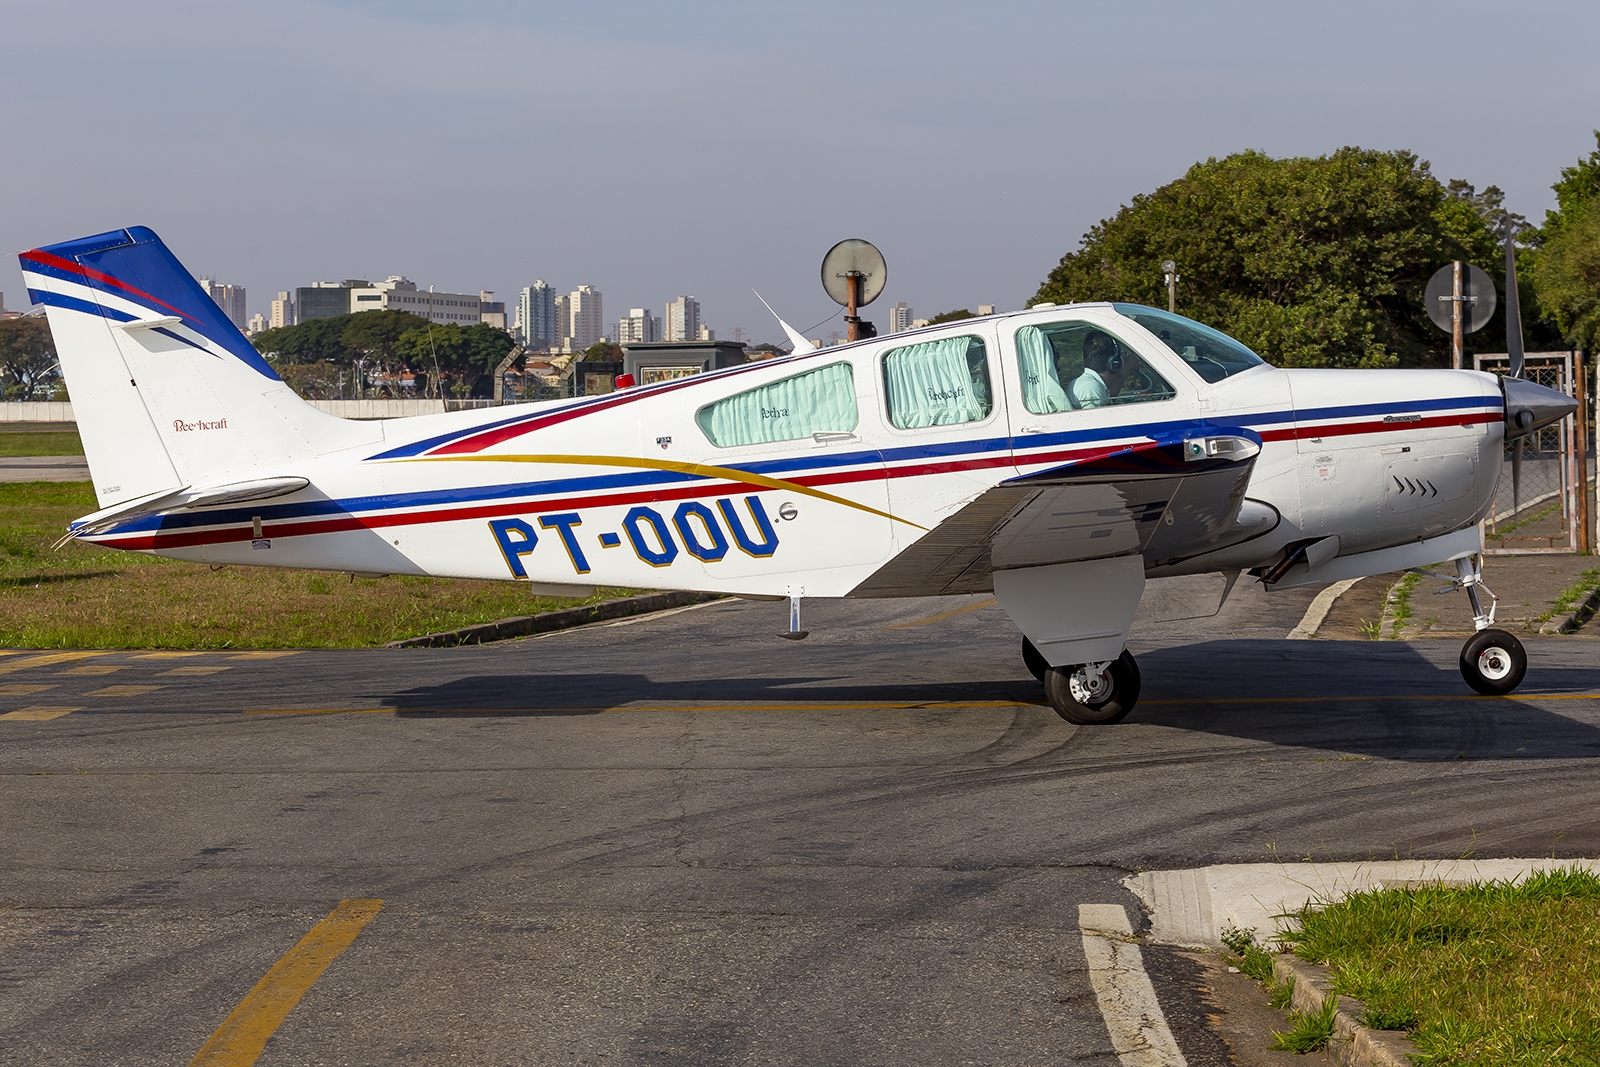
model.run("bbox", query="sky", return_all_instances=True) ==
[2,0,1596,346]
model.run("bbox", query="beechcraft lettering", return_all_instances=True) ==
[21,226,1578,722]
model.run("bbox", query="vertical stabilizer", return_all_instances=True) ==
[19,227,379,507]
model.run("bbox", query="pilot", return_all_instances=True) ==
[1072,330,1134,409]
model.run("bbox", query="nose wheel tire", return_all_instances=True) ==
[1022,637,1049,682]
[1459,629,1527,695]
[1044,650,1141,724]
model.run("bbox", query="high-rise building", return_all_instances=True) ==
[518,281,558,348]
[978,304,995,316]
[615,308,661,344]
[246,312,268,336]
[696,323,714,342]
[568,285,603,350]
[296,281,367,321]
[888,302,914,333]
[269,291,296,329]
[198,278,247,331]
[479,292,507,330]
[553,294,570,350]
[665,296,700,342]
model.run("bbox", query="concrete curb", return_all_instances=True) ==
[386,591,724,648]
[1272,954,1418,1067]
[1540,582,1600,635]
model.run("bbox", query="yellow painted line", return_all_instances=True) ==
[246,700,1041,715]
[883,598,998,630]
[86,684,166,697]
[227,651,299,660]
[1143,692,1600,705]
[59,664,124,675]
[0,651,106,676]
[161,666,233,676]
[0,683,58,695]
[0,650,23,658]
[188,898,383,1067]
[0,706,84,721]
[133,651,203,659]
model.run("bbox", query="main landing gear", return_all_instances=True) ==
[1024,638,1142,724]
[1448,554,1527,695]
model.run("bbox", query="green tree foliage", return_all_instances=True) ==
[925,308,975,325]
[1032,148,1508,368]
[1525,133,1600,352]
[252,311,514,398]
[0,318,60,399]
[582,340,623,361]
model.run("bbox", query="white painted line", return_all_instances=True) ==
[1286,577,1361,639]
[1078,904,1187,1067]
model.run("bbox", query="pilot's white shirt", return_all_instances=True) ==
[1071,367,1109,409]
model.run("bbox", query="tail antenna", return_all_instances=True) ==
[753,290,818,356]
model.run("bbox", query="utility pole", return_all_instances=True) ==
[1451,260,1464,370]
[1161,260,1178,314]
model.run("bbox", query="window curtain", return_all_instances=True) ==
[696,362,857,447]
[1016,326,1071,413]
[883,337,989,428]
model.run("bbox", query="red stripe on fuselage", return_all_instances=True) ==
[88,409,1501,551]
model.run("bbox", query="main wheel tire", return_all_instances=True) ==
[1022,637,1049,683]
[1044,650,1141,724]
[1460,628,1527,695]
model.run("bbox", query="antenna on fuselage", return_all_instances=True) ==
[753,290,819,355]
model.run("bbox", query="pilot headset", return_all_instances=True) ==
[1105,341,1124,374]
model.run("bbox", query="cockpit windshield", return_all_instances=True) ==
[1112,304,1267,384]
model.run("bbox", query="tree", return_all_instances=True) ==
[1530,199,1600,351]
[582,340,623,361]
[0,318,60,399]
[1542,130,1600,238]
[1031,148,1508,368]
[925,309,975,325]
[396,322,517,398]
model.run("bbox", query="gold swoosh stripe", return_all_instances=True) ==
[397,453,927,530]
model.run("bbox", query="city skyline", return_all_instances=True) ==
[3,2,1595,348]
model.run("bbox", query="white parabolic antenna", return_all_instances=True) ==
[821,239,887,308]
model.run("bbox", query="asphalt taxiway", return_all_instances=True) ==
[5,577,1600,1064]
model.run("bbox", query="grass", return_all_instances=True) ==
[0,481,638,648]
[1271,995,1339,1053]
[1492,500,1560,537]
[1283,866,1600,1066]
[1220,924,1334,1053]
[1387,570,1422,639]
[1538,567,1600,625]
[0,430,84,456]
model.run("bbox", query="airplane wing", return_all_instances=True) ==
[852,431,1276,597]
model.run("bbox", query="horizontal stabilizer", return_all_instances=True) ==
[65,475,309,541]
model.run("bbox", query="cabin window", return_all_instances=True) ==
[1112,304,1266,383]
[695,361,857,447]
[882,335,992,429]
[1014,321,1176,414]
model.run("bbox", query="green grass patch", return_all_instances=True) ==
[1285,866,1600,1065]
[0,481,640,648]
[1388,570,1421,638]
[1539,567,1600,624]
[0,430,84,456]
[1270,995,1338,1053]
[1494,500,1560,536]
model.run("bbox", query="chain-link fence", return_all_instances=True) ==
[1474,352,1587,553]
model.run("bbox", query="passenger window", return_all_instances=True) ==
[882,335,993,429]
[1015,321,1176,414]
[696,361,857,447]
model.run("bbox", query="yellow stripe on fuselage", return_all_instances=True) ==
[397,452,928,530]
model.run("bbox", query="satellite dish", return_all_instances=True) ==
[1424,263,1496,334]
[821,239,887,308]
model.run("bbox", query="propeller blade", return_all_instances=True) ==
[1512,441,1522,516]
[1505,215,1525,379]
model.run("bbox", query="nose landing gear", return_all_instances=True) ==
[1448,554,1527,695]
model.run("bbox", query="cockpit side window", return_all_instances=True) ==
[881,335,993,429]
[1112,304,1266,383]
[695,361,857,447]
[1014,320,1176,414]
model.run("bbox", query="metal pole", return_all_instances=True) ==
[1579,349,1591,553]
[1451,260,1464,370]
[846,273,861,343]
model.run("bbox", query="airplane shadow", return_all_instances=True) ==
[378,637,1600,762]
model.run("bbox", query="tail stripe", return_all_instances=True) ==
[20,248,195,324]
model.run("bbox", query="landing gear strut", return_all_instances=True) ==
[1037,649,1141,725]
[1448,554,1526,695]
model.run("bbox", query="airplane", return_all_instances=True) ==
[18,226,1578,723]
